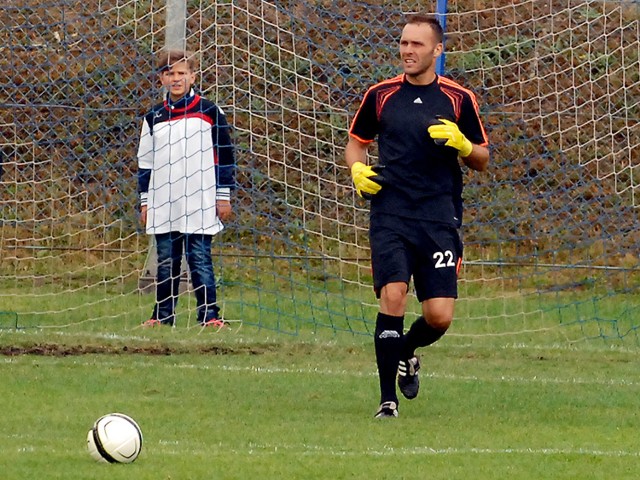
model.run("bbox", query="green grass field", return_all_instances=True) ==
[1,326,639,480]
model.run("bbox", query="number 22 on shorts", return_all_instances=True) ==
[433,250,456,268]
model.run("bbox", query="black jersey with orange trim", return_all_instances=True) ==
[349,74,488,227]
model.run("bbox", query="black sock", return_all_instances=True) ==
[374,312,404,404]
[401,316,447,359]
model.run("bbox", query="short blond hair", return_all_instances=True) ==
[156,49,197,72]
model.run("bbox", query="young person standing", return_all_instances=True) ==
[137,50,235,327]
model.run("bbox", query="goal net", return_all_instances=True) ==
[0,0,638,346]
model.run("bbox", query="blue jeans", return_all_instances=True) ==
[152,232,219,325]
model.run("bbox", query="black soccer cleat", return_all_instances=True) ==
[398,356,421,400]
[374,401,399,419]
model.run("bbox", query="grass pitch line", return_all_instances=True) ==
[7,356,638,388]
[6,430,640,460]
[217,365,640,388]
[8,442,639,459]
[150,442,640,459]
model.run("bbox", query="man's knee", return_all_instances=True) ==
[422,298,455,331]
[380,282,408,315]
[426,312,452,332]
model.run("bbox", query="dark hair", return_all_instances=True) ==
[156,49,197,72]
[404,14,444,43]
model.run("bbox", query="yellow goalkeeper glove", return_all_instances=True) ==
[428,119,474,158]
[350,162,383,198]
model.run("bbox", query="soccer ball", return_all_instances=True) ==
[87,413,143,463]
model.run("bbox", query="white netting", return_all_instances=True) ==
[0,0,638,345]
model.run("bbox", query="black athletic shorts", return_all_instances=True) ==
[369,213,463,301]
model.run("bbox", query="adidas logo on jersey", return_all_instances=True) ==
[413,97,423,104]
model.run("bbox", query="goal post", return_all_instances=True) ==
[165,0,186,51]
[0,0,638,346]
[138,0,189,293]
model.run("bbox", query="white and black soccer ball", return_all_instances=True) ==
[87,413,143,463]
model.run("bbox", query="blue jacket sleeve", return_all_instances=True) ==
[137,169,151,206]
[212,106,235,198]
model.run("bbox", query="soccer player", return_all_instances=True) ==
[137,49,235,327]
[345,14,489,418]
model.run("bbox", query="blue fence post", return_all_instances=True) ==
[435,0,448,75]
